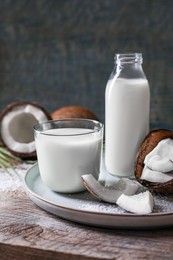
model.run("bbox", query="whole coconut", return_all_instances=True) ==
[51,106,98,121]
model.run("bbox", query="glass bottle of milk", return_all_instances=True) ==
[105,53,150,177]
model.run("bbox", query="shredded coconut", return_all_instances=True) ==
[0,163,32,192]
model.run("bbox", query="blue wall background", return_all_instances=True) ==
[0,0,173,129]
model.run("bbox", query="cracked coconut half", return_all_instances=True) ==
[0,101,51,158]
[135,129,173,193]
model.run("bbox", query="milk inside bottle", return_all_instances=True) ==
[105,53,150,177]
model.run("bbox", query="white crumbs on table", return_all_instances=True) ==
[0,164,31,192]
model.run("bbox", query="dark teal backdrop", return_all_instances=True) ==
[0,0,173,129]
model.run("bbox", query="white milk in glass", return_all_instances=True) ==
[35,128,103,193]
[105,64,150,177]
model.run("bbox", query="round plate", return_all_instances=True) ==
[24,163,173,229]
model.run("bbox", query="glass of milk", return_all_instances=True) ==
[34,119,103,193]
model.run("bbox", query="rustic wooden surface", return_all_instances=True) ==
[1,190,173,259]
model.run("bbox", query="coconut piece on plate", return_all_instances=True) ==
[82,174,153,214]
[116,190,154,214]
[0,101,51,158]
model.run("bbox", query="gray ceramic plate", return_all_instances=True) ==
[24,163,173,229]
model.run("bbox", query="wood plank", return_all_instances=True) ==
[1,191,173,259]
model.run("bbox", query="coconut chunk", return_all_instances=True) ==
[116,191,154,214]
[117,178,140,196]
[144,138,173,172]
[141,138,173,183]
[141,166,173,183]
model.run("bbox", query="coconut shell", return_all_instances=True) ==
[0,101,52,159]
[51,106,98,121]
[135,129,173,193]
[0,101,51,120]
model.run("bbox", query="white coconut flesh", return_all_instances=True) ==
[141,138,173,183]
[1,104,48,153]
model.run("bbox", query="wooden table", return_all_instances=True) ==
[1,166,173,260]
